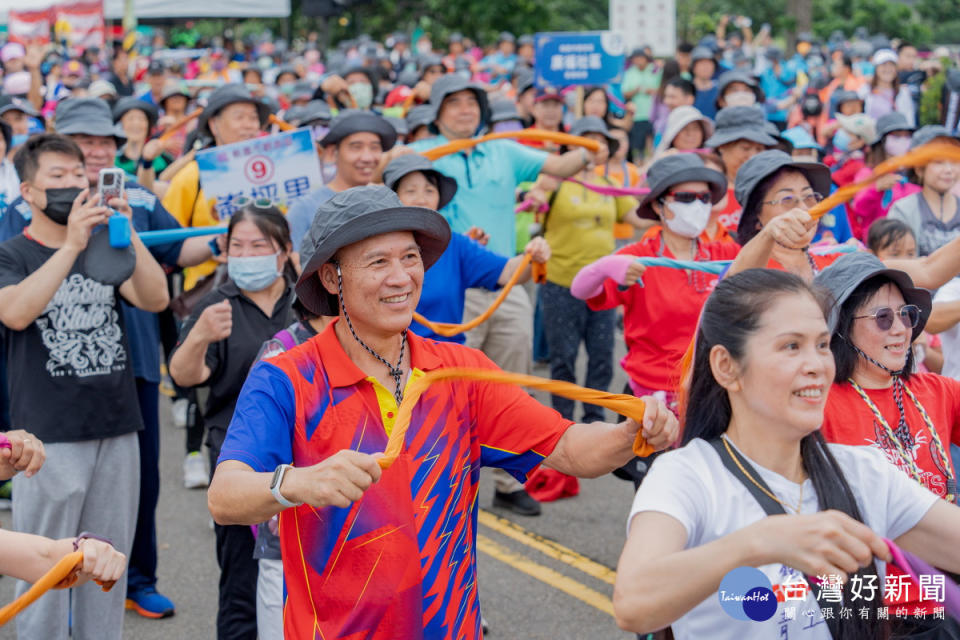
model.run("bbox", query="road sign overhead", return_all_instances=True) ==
[534,32,626,87]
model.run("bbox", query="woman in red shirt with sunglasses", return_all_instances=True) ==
[816,253,960,636]
[571,154,739,415]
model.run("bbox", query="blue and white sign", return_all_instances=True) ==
[534,31,626,87]
[196,128,322,219]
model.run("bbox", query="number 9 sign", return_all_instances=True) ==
[244,155,275,185]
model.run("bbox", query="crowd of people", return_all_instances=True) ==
[0,15,960,640]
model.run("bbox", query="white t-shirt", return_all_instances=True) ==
[934,278,960,380]
[627,438,938,640]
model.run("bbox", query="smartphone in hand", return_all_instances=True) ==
[97,168,125,206]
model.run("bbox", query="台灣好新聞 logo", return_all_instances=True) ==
[718,567,778,622]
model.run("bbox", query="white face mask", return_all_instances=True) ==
[321,161,338,184]
[724,90,756,107]
[884,135,911,158]
[663,199,711,238]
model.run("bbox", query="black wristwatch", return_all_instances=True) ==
[140,157,155,170]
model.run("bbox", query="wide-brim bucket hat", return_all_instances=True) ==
[813,252,931,341]
[656,105,714,153]
[428,74,490,134]
[197,83,272,139]
[319,110,397,150]
[55,97,126,145]
[715,70,765,108]
[705,105,779,148]
[112,97,158,131]
[734,150,831,244]
[296,185,451,316]
[569,115,619,156]
[873,112,914,145]
[637,153,727,220]
[382,154,458,210]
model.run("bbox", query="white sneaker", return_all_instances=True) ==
[183,452,209,489]
[171,398,189,429]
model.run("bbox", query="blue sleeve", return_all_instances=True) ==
[454,233,509,290]
[505,141,548,184]
[0,200,29,243]
[217,360,296,472]
[144,199,185,267]
[287,196,315,252]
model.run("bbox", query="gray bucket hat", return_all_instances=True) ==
[705,106,778,148]
[489,99,522,125]
[384,115,409,138]
[813,252,931,340]
[295,185,451,316]
[656,105,714,153]
[637,154,727,220]
[383,154,458,210]
[197,83,272,139]
[429,74,490,132]
[112,97,158,131]
[691,46,716,65]
[911,125,960,150]
[716,70,764,108]
[55,97,126,143]
[299,100,333,126]
[569,116,619,156]
[873,112,914,144]
[320,110,397,150]
[0,94,40,118]
[406,104,435,133]
[734,150,831,245]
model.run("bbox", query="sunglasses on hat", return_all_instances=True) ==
[853,304,921,331]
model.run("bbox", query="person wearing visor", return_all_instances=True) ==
[286,110,397,251]
[206,185,677,640]
[849,111,919,242]
[817,253,960,637]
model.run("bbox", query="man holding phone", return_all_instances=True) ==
[0,97,216,620]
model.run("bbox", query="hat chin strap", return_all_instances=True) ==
[335,265,407,406]
[848,339,905,377]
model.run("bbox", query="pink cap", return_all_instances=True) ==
[1,42,26,63]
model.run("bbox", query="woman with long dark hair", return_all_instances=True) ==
[614,269,960,639]
[817,253,960,637]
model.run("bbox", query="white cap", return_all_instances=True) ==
[871,48,898,67]
[0,42,25,63]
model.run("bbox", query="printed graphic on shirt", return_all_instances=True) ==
[868,423,947,497]
[37,273,126,378]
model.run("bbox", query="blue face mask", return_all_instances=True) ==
[228,252,280,291]
[833,128,853,153]
[11,133,28,148]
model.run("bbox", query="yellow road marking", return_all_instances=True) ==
[476,534,614,616]
[478,509,616,585]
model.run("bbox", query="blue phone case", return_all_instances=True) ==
[109,214,131,248]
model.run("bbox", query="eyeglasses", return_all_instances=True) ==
[235,196,277,209]
[853,305,921,331]
[762,192,824,209]
[666,191,712,204]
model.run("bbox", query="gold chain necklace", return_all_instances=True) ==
[722,436,804,512]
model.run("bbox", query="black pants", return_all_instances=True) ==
[210,446,258,640]
[128,378,161,593]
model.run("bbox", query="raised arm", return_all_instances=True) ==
[541,148,594,178]
[725,208,817,278]
[886,233,960,290]
[0,191,108,331]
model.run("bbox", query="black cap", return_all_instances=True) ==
[296,185,451,315]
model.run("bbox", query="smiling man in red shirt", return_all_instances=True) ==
[208,185,678,639]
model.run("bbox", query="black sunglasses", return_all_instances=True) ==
[666,191,712,204]
[853,304,921,331]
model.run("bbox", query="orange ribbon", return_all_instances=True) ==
[0,551,115,627]
[378,368,653,470]
[413,254,544,337]
[421,129,602,161]
[809,142,960,221]
[269,114,296,132]
[158,108,202,142]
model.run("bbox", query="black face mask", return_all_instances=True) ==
[41,187,85,225]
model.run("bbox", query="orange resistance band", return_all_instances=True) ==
[269,114,296,132]
[378,368,653,470]
[421,129,602,161]
[412,254,545,337]
[158,108,202,142]
[808,142,960,220]
[0,551,115,627]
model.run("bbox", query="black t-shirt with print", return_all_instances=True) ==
[0,234,143,443]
